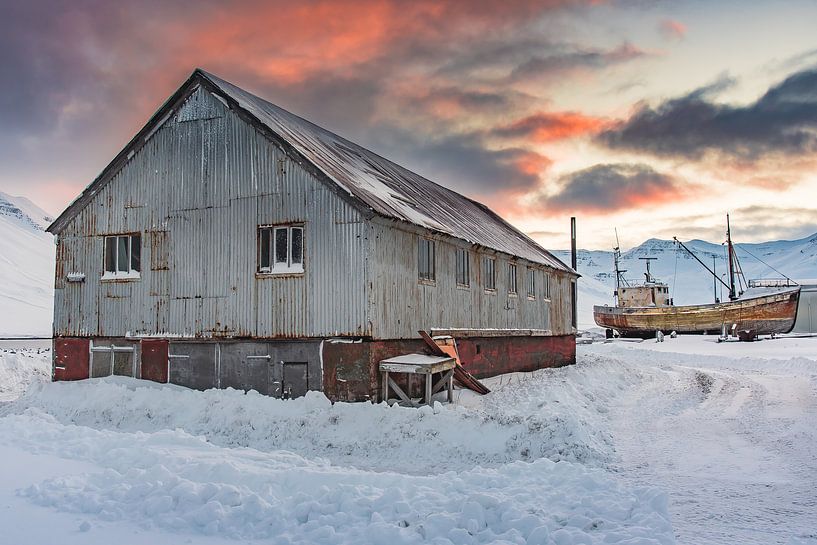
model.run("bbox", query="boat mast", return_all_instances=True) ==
[726,214,737,301]
[613,229,628,304]
[673,237,733,294]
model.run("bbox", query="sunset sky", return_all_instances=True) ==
[3,0,817,250]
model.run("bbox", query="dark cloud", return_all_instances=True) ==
[437,38,648,84]
[598,66,817,160]
[541,163,685,212]
[365,126,549,197]
[508,42,646,83]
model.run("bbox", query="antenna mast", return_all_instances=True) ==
[639,257,658,283]
[613,229,628,304]
[726,214,737,301]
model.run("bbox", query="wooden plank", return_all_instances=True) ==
[418,330,448,356]
[425,373,432,404]
[432,369,453,394]
[453,363,491,395]
[379,360,455,374]
[388,376,415,406]
[381,370,389,403]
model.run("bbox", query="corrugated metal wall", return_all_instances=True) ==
[367,219,574,339]
[792,285,817,333]
[54,87,368,338]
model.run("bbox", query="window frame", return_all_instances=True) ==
[508,262,518,296]
[543,271,551,300]
[418,237,436,283]
[455,247,470,288]
[102,233,141,281]
[526,267,536,300]
[482,256,496,292]
[258,223,305,275]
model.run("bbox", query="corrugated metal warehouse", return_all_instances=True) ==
[48,69,579,401]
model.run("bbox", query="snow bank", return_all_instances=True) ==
[7,366,625,474]
[0,348,50,400]
[0,409,673,544]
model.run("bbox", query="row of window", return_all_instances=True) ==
[102,226,305,278]
[99,230,553,302]
[419,238,551,299]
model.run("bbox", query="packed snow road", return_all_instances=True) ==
[0,336,815,544]
[582,337,817,545]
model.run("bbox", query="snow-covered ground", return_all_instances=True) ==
[1,336,815,544]
[0,346,51,401]
[584,337,817,545]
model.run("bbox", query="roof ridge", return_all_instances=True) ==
[197,70,477,205]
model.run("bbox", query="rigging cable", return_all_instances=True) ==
[734,244,798,285]
[672,239,679,296]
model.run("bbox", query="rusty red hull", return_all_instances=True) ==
[593,287,800,337]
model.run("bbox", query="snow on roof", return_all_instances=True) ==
[199,70,572,272]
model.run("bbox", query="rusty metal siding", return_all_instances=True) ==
[53,87,368,339]
[367,218,573,339]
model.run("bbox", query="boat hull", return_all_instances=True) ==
[593,287,800,337]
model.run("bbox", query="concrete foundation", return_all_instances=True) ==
[53,334,576,401]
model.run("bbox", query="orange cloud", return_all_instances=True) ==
[493,111,609,143]
[659,19,687,41]
[513,152,553,176]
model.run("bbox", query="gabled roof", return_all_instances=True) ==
[49,69,575,274]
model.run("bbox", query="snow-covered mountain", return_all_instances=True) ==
[0,192,55,337]
[554,232,817,329]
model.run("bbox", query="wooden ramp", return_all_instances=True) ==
[418,330,490,395]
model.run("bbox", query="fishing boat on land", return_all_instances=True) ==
[593,216,801,339]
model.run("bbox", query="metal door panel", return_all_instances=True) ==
[220,342,273,394]
[283,362,308,399]
[168,343,217,390]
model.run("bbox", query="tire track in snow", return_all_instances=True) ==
[586,345,817,545]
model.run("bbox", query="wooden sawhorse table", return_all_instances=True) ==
[379,354,455,406]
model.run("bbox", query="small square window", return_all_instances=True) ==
[102,234,141,280]
[259,224,305,274]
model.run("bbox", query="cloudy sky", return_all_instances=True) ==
[3,0,817,250]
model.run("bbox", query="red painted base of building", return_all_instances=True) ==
[323,334,575,401]
[53,334,576,402]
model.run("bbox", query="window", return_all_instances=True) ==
[103,234,141,279]
[259,225,304,274]
[508,263,518,295]
[455,248,470,287]
[483,257,496,291]
[418,238,435,281]
[544,273,551,299]
[527,267,536,299]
